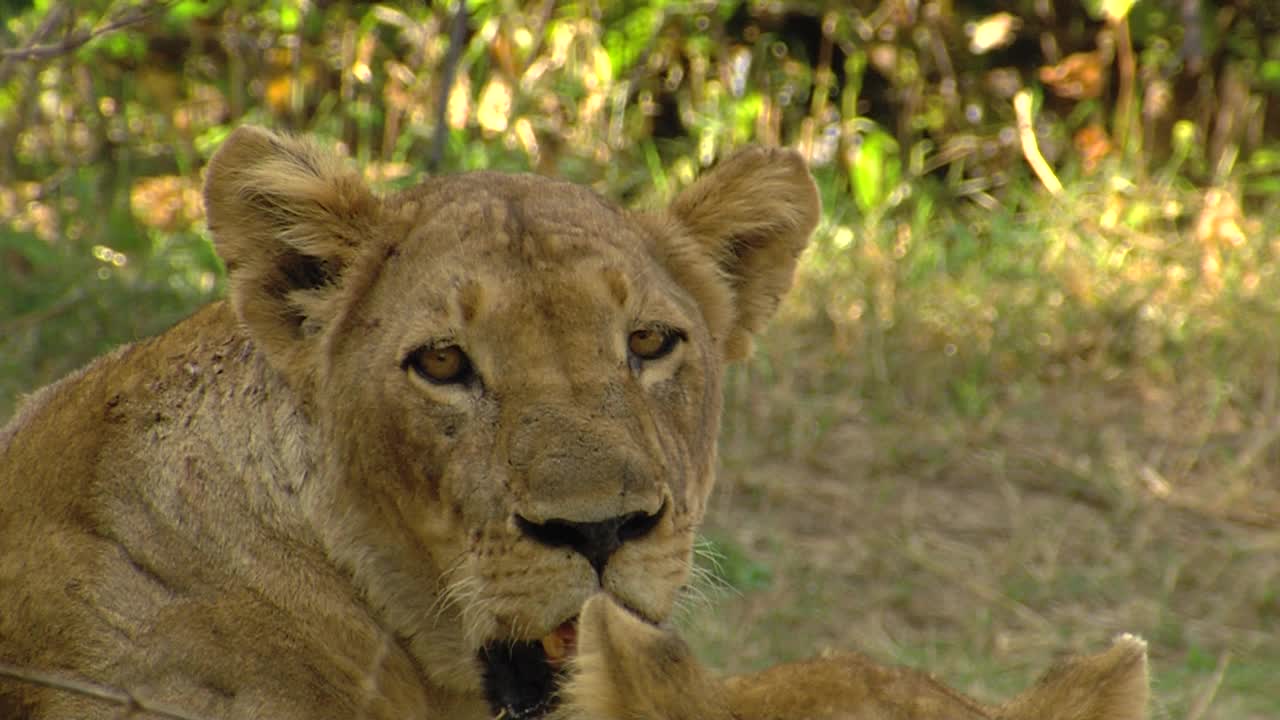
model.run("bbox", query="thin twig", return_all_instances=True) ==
[0,4,67,85]
[0,662,209,720]
[0,1,172,63]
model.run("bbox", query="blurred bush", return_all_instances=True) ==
[1,0,1279,417]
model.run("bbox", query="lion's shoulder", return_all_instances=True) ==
[2,302,246,450]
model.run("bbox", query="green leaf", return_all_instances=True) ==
[729,92,763,143]
[603,5,661,77]
[1249,147,1280,172]
[167,0,220,27]
[194,125,233,159]
[849,128,901,215]
[276,1,300,32]
[1260,60,1280,91]
[1245,175,1280,196]
[87,31,146,61]
[1082,0,1137,22]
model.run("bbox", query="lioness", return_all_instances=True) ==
[0,126,820,719]
[555,594,1150,720]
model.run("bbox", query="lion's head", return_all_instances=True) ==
[203,126,819,717]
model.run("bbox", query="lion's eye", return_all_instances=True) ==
[405,345,472,384]
[628,328,680,361]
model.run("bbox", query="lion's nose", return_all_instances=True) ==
[515,504,665,576]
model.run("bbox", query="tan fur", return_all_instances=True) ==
[0,127,820,719]
[558,595,1149,720]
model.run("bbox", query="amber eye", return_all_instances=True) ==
[405,345,472,384]
[628,327,680,361]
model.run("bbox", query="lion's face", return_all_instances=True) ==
[323,175,722,710]
[203,127,819,717]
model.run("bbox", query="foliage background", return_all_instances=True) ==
[2,1,1279,717]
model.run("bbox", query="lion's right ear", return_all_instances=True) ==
[203,126,380,380]
[659,147,820,362]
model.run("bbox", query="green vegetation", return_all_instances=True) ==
[3,1,1278,717]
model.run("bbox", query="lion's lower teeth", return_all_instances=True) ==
[541,620,577,664]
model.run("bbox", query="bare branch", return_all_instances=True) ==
[0,662,210,720]
[0,3,67,85]
[0,1,173,64]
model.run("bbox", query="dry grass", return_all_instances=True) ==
[675,177,1280,718]
[680,297,1280,719]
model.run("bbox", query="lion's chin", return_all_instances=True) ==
[479,617,579,719]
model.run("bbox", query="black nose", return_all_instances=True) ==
[516,505,665,576]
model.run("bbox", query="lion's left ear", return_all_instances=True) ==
[203,125,381,382]
[664,147,820,361]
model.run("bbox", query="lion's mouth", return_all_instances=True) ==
[480,618,578,719]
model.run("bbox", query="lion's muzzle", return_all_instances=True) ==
[515,502,666,576]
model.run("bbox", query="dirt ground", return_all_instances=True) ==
[679,352,1280,720]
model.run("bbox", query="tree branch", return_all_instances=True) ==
[0,3,67,86]
[0,1,172,64]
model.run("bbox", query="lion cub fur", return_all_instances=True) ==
[559,595,1149,720]
[0,127,820,719]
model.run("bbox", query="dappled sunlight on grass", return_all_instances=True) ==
[789,172,1280,407]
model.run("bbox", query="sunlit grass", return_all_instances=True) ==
[701,170,1280,719]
